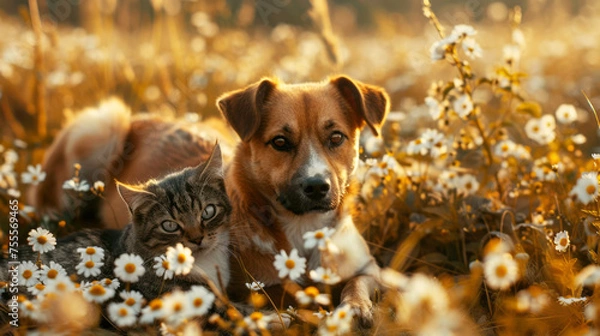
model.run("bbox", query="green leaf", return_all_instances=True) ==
[516,101,542,118]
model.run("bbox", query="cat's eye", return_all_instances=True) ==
[202,204,217,220]
[161,220,180,233]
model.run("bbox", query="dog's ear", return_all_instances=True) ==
[330,75,390,136]
[216,78,277,141]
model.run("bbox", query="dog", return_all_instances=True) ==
[217,75,389,327]
[30,75,389,327]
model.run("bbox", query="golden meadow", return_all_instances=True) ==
[1,0,600,334]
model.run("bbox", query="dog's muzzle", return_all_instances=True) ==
[277,174,337,215]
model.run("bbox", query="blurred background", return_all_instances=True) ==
[0,0,598,149]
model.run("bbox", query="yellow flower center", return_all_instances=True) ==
[532,126,539,133]
[89,284,106,296]
[314,231,325,239]
[119,308,128,317]
[285,259,295,269]
[586,184,597,195]
[35,283,45,291]
[173,302,183,312]
[37,236,48,244]
[250,311,263,321]
[124,263,136,274]
[125,298,136,306]
[47,269,58,279]
[85,261,95,269]
[23,270,33,279]
[86,247,96,255]
[339,311,347,319]
[162,260,170,270]
[193,298,203,307]
[177,253,186,263]
[149,299,163,311]
[56,283,67,291]
[495,265,508,278]
[560,238,568,247]
[465,182,473,190]
[501,144,509,152]
[105,279,113,285]
[32,175,38,181]
[305,286,319,298]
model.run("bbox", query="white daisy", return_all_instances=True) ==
[273,249,307,281]
[525,115,556,145]
[303,227,336,250]
[39,261,68,283]
[162,290,192,327]
[462,37,482,59]
[425,96,444,120]
[27,227,57,254]
[555,104,577,124]
[187,285,215,317]
[483,253,519,290]
[165,243,195,276]
[451,24,477,38]
[76,259,104,278]
[403,273,449,314]
[430,37,455,61]
[44,275,75,294]
[153,254,174,280]
[406,138,430,156]
[77,246,105,263]
[21,164,46,185]
[319,305,354,336]
[245,281,265,292]
[515,286,549,314]
[140,298,165,324]
[503,44,521,65]
[554,230,570,253]
[455,174,480,196]
[82,283,115,303]
[114,253,146,283]
[101,278,121,290]
[244,311,273,331]
[570,172,599,205]
[18,261,40,287]
[92,180,105,193]
[27,283,46,296]
[295,286,331,306]
[453,94,473,119]
[107,302,137,327]
[120,290,145,312]
[62,178,90,192]
[309,267,341,285]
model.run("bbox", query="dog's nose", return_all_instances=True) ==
[302,177,331,200]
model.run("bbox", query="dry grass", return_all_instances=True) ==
[1,0,600,335]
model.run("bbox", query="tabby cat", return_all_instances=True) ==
[3,144,231,300]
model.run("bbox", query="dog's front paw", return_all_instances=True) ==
[341,297,373,329]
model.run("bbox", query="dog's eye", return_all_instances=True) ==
[329,132,346,147]
[161,220,180,233]
[202,204,217,220]
[270,136,293,151]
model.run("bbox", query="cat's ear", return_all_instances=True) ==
[116,181,155,213]
[199,143,224,177]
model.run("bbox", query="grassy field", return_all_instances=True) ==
[2,0,600,334]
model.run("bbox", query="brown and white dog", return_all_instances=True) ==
[217,75,389,326]
[30,75,389,327]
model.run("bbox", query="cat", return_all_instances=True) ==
[2,144,231,301]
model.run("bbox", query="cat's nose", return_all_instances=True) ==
[187,236,204,248]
